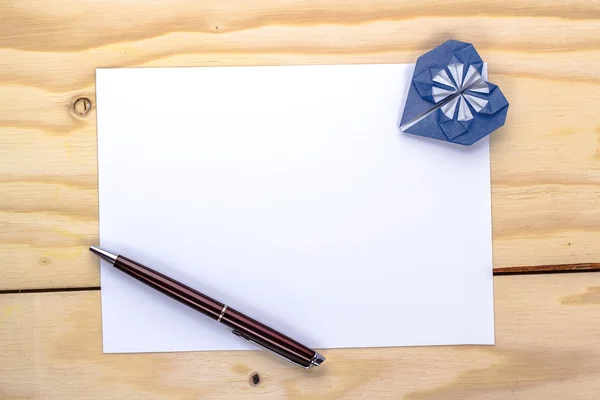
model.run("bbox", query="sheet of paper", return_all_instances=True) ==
[96,63,494,353]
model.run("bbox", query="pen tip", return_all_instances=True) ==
[89,246,118,264]
[310,352,326,368]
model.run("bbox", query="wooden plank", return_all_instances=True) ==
[2,273,600,399]
[2,1,600,290]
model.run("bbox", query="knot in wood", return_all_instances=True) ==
[73,97,92,116]
[249,372,260,386]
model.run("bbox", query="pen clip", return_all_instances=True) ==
[231,330,309,369]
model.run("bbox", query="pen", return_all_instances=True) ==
[90,246,325,369]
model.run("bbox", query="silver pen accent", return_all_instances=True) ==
[90,246,118,264]
[217,305,228,322]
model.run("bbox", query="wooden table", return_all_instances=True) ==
[2,1,600,398]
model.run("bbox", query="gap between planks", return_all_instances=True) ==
[1,263,599,295]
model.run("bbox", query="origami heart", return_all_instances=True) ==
[399,40,509,146]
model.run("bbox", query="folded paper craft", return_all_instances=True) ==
[399,40,509,146]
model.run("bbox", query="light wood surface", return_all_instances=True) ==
[2,0,600,290]
[2,0,600,398]
[2,273,600,399]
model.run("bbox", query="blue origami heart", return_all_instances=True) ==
[399,40,509,146]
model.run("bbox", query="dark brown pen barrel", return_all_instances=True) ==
[114,256,225,320]
[220,307,316,368]
[113,255,316,368]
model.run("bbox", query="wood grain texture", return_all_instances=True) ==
[1,273,600,399]
[1,2,600,288]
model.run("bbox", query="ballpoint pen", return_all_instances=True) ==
[90,246,325,369]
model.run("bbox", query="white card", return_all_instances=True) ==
[96,64,494,353]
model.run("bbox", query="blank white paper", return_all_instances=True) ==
[96,64,494,353]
